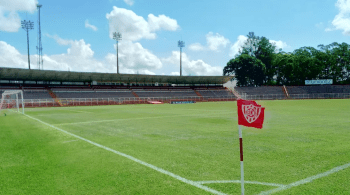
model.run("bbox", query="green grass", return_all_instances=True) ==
[0,100,349,194]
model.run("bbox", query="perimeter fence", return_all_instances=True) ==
[241,93,350,100]
[19,95,236,107]
[2,93,350,108]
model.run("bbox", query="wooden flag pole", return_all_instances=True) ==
[239,125,244,195]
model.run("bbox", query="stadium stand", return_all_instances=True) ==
[198,90,234,97]
[0,67,236,107]
[286,85,350,99]
[54,91,135,99]
[23,90,53,99]
[234,86,286,99]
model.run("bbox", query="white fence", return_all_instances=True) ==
[242,93,350,100]
[21,95,237,107]
[3,93,349,108]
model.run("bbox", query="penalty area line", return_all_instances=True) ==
[196,180,285,187]
[24,114,227,195]
[258,162,350,195]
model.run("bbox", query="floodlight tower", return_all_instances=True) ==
[113,32,122,74]
[21,20,34,70]
[178,40,185,76]
[36,4,43,70]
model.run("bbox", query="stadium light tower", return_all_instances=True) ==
[178,40,185,76]
[21,20,34,70]
[36,4,43,70]
[113,32,122,74]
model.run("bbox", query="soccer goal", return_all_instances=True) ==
[0,90,25,114]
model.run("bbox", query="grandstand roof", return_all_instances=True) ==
[0,68,233,84]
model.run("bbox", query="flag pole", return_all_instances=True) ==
[239,125,244,195]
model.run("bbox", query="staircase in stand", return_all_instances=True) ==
[282,85,290,99]
[131,90,139,97]
[194,90,202,97]
[47,89,63,107]
[227,88,241,99]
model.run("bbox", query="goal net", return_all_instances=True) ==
[0,90,25,114]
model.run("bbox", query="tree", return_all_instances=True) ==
[224,32,278,86]
[274,52,295,85]
[224,54,265,86]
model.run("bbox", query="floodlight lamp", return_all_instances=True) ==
[113,32,122,40]
[178,40,185,48]
[29,21,34,29]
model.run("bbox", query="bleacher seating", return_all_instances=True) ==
[287,85,350,94]
[0,85,236,100]
[54,91,135,99]
[286,85,350,99]
[23,90,52,99]
[135,90,198,98]
[198,90,233,97]
[235,86,285,95]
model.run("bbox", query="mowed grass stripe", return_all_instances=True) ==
[24,114,227,195]
[54,111,235,126]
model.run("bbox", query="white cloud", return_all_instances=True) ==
[0,10,21,32]
[0,0,38,32]
[0,35,161,75]
[124,0,134,6]
[328,0,350,35]
[0,0,38,12]
[106,40,162,71]
[106,6,179,41]
[0,41,27,68]
[162,51,222,76]
[148,14,179,31]
[85,20,98,31]
[269,40,288,50]
[206,32,230,51]
[170,72,180,76]
[229,35,248,57]
[188,43,205,51]
[229,35,288,57]
[189,32,230,52]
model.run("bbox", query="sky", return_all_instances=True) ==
[0,0,350,76]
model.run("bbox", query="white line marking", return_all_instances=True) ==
[54,112,235,126]
[24,114,226,195]
[63,140,78,143]
[66,109,93,114]
[259,162,350,194]
[196,180,285,187]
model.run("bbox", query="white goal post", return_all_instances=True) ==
[0,90,25,114]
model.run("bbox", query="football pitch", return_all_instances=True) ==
[1,100,349,195]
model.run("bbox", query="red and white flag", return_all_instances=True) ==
[237,99,265,129]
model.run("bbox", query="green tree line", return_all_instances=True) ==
[223,32,350,86]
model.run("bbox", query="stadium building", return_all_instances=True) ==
[0,67,236,107]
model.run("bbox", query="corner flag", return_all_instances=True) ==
[237,99,265,129]
[236,99,265,195]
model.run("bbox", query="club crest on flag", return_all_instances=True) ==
[242,104,262,123]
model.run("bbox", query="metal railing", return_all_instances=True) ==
[242,93,350,100]
[20,95,237,107]
[3,93,349,108]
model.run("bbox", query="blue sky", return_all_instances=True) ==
[1,0,349,76]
